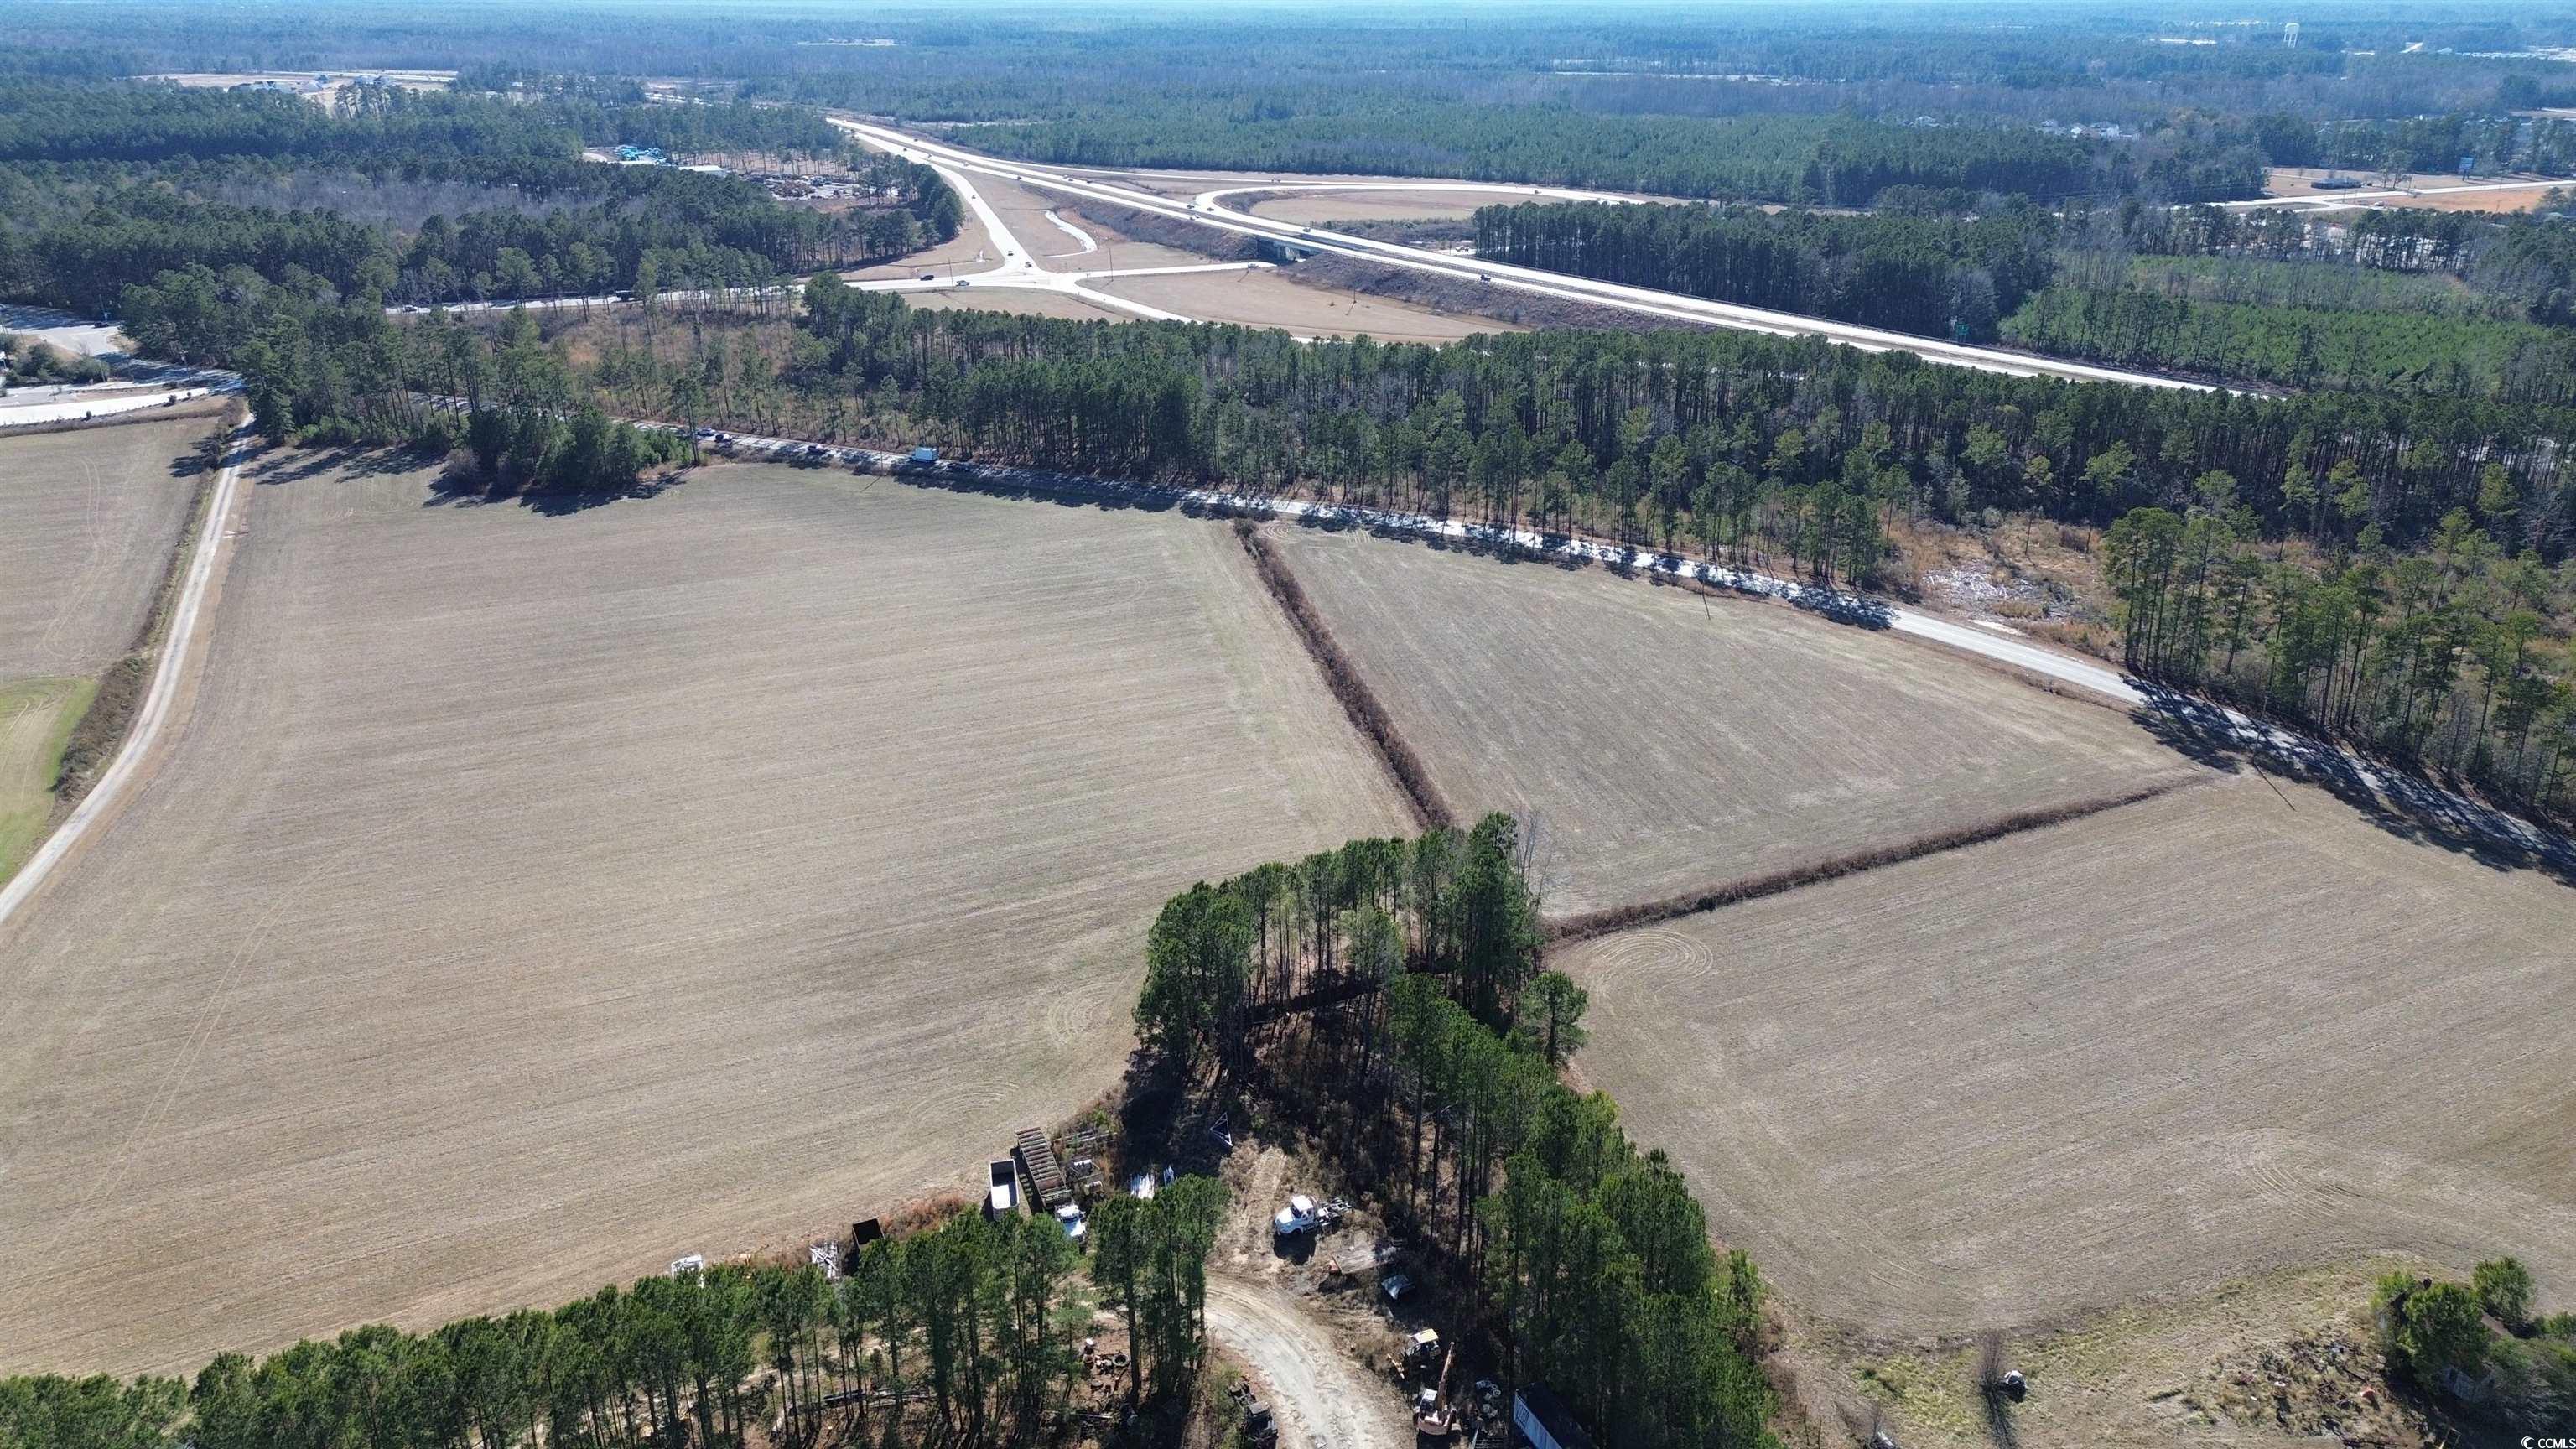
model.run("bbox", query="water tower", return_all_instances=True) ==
[2284,21,2300,47]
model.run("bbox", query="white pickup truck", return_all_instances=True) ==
[1271,1193,1349,1236]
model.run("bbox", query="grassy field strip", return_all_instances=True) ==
[0,424,241,932]
[0,676,98,878]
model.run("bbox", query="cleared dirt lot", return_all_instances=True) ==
[0,419,205,681]
[1245,189,1504,226]
[899,287,1128,323]
[1563,776,2575,1333]
[1264,527,2198,915]
[0,455,1410,1375]
[1091,269,1514,342]
[2262,165,2570,212]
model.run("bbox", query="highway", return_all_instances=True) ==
[830,117,2222,392]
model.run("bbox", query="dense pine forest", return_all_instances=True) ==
[1473,200,2059,338]
[0,83,962,314]
[1130,815,1774,1449]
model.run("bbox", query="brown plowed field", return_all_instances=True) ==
[1562,776,2576,1333]
[0,418,205,681]
[1262,527,2199,914]
[0,455,1409,1375]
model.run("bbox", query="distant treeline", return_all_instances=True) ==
[0,80,838,167]
[1132,815,1774,1448]
[1473,200,2058,339]
[2285,112,2576,175]
[2000,287,2576,400]
[0,82,960,314]
[914,106,2250,207]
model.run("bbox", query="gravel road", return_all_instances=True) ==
[1204,1276,1410,1449]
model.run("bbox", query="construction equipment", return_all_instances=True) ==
[1412,1344,1458,1437]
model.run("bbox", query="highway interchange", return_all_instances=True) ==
[830,117,2224,390]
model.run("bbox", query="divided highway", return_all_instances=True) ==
[831,117,2221,392]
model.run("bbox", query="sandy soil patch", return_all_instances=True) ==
[2262,165,2570,212]
[0,418,206,681]
[838,209,1005,281]
[1090,270,1514,342]
[1246,190,1506,226]
[0,455,1410,1376]
[1562,776,2574,1335]
[145,70,454,106]
[901,288,1130,323]
[1263,527,2196,915]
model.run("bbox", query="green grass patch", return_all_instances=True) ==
[0,674,101,882]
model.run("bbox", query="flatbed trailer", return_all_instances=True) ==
[1014,1127,1072,1208]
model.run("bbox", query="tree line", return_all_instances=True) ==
[0,81,962,314]
[1132,814,1775,1449]
[1473,198,2059,340]
[93,274,2576,812]
[0,1183,1227,1449]
[1998,285,2576,401]
[2106,491,2573,813]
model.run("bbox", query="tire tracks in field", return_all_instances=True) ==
[21,797,437,1291]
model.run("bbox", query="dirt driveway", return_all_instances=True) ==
[1205,1275,1411,1449]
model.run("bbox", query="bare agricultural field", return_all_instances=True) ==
[0,418,205,681]
[0,418,206,875]
[1563,776,2576,1335]
[1262,527,2199,915]
[1090,269,1515,342]
[0,456,1410,1376]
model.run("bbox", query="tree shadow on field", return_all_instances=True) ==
[422,457,689,517]
[2130,682,2576,887]
[896,458,1185,518]
[247,443,434,488]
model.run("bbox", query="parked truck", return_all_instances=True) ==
[984,1159,1021,1219]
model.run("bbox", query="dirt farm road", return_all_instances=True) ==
[0,423,246,933]
[1203,1276,1410,1449]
